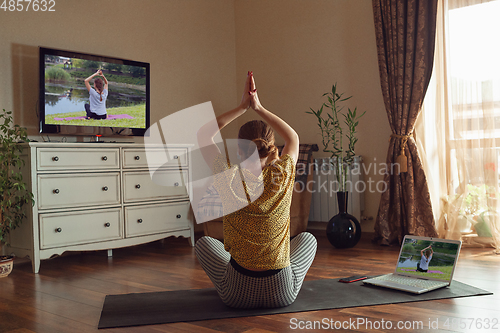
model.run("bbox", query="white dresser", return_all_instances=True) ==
[8,142,194,273]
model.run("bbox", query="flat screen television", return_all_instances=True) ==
[39,47,150,138]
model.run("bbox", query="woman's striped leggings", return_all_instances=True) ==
[194,232,317,309]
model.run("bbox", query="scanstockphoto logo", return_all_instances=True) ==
[143,102,263,224]
[143,102,398,225]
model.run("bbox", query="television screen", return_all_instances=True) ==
[39,47,150,137]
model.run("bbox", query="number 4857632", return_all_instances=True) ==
[1,0,56,11]
[443,317,499,330]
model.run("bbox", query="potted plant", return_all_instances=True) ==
[306,84,365,248]
[0,109,33,277]
[457,184,496,236]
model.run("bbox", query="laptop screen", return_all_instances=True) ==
[395,237,461,282]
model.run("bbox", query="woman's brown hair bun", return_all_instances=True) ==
[238,120,277,159]
[252,138,277,159]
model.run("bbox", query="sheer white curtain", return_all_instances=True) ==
[416,0,500,251]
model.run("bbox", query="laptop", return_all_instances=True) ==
[363,235,462,294]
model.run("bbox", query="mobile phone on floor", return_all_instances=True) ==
[338,275,368,283]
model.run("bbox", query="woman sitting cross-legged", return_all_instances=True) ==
[195,72,317,309]
[84,69,108,120]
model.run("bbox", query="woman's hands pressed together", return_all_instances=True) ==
[248,72,262,112]
[238,71,253,111]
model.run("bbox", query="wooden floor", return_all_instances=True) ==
[1,229,499,333]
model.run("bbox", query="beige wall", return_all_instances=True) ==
[233,0,390,231]
[0,0,390,231]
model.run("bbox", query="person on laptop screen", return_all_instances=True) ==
[417,245,433,272]
[362,236,462,294]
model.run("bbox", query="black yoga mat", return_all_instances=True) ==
[98,279,492,329]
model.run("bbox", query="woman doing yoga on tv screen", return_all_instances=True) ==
[84,69,108,120]
[195,72,317,309]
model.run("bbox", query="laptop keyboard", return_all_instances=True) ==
[373,274,448,289]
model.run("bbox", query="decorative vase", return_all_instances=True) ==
[326,192,362,248]
[0,255,14,278]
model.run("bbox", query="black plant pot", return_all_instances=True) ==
[326,192,362,248]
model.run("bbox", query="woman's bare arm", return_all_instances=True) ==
[84,71,100,92]
[249,74,299,162]
[197,73,252,167]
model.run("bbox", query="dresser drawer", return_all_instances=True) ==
[40,208,122,249]
[122,148,187,169]
[123,170,188,202]
[38,173,120,210]
[125,202,190,237]
[37,148,120,170]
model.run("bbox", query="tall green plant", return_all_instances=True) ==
[0,109,34,245]
[306,83,365,192]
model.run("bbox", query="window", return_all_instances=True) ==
[448,1,500,140]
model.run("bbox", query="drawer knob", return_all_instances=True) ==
[102,156,108,161]
[52,156,59,161]
[173,155,179,159]
[137,218,143,223]
[104,222,111,228]
[102,186,108,191]
[174,182,179,187]
[53,189,60,194]
[135,184,141,189]
[134,155,140,160]
[176,214,181,219]
[55,227,62,233]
